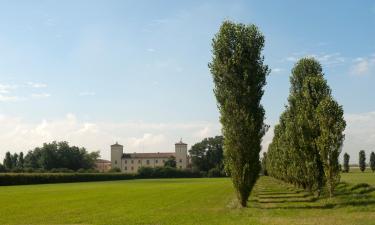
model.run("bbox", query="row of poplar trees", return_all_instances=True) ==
[266,58,346,197]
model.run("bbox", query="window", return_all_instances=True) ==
[179,159,182,163]
[131,160,134,164]
[163,160,165,163]
[125,160,127,164]
[138,160,141,163]
[179,166,182,169]
[125,166,127,170]
[115,160,117,165]
[155,159,158,163]
[131,167,134,171]
[146,160,150,165]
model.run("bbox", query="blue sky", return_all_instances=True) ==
[0,0,374,162]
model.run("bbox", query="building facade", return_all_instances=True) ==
[95,159,111,172]
[111,140,188,173]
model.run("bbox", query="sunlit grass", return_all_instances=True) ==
[0,171,374,225]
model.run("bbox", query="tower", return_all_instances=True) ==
[175,139,188,169]
[111,142,123,170]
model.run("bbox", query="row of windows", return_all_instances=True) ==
[117,159,184,165]
[124,165,183,170]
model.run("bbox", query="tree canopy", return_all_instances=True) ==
[209,21,269,207]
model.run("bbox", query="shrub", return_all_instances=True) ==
[137,166,201,179]
[207,168,225,177]
[0,173,136,186]
[108,168,121,173]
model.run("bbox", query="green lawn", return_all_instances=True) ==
[0,172,374,225]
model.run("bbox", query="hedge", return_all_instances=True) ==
[137,167,202,179]
[0,173,136,186]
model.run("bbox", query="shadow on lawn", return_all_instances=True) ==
[253,181,375,210]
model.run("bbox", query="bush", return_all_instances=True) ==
[108,168,121,173]
[207,168,225,177]
[0,173,136,186]
[137,166,201,179]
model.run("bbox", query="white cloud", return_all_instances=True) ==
[271,68,284,74]
[27,82,47,88]
[350,55,375,76]
[147,48,156,52]
[79,91,96,96]
[0,114,222,161]
[0,83,18,94]
[0,94,23,102]
[31,93,51,99]
[285,52,346,67]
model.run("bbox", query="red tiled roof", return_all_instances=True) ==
[96,159,111,163]
[122,152,175,159]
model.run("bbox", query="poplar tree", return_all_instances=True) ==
[316,97,346,197]
[369,152,375,172]
[267,57,346,197]
[343,153,350,173]
[209,21,269,207]
[359,150,366,172]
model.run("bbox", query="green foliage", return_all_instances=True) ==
[261,152,268,176]
[0,173,135,186]
[370,152,375,172]
[189,136,224,173]
[359,150,366,172]
[207,167,225,177]
[22,141,99,171]
[108,167,121,173]
[137,166,201,178]
[343,153,350,173]
[266,58,346,197]
[3,152,13,170]
[0,163,5,172]
[316,97,346,197]
[164,156,177,168]
[209,21,269,207]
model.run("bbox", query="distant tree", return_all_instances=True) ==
[189,136,224,172]
[359,150,366,172]
[209,21,269,207]
[0,163,5,172]
[21,141,99,171]
[11,153,18,169]
[261,152,268,176]
[18,152,24,169]
[343,153,350,173]
[3,152,13,170]
[370,152,375,172]
[164,156,176,168]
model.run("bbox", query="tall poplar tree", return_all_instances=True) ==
[369,151,375,172]
[316,97,346,197]
[343,153,350,173]
[359,150,366,172]
[209,21,269,207]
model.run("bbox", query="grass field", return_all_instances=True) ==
[0,170,374,225]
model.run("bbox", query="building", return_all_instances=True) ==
[110,139,188,173]
[95,159,111,172]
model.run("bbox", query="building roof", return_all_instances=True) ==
[111,142,123,147]
[96,159,111,163]
[122,152,175,159]
[175,138,187,145]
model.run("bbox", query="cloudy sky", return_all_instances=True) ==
[0,0,374,162]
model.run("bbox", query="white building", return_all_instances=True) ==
[111,140,188,173]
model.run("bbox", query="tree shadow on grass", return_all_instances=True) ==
[253,181,375,210]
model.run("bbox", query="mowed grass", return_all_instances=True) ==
[0,171,374,225]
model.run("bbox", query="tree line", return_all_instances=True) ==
[0,141,99,172]
[342,151,375,173]
[265,58,346,197]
